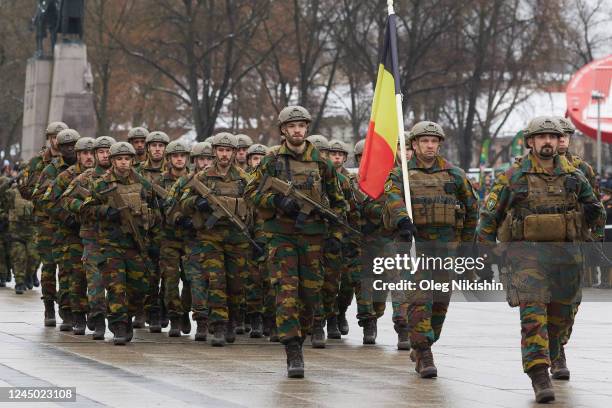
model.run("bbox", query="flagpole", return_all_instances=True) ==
[387,0,413,221]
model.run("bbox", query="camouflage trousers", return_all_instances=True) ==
[318,249,342,321]
[143,245,161,316]
[160,239,191,317]
[53,231,87,314]
[0,239,9,281]
[244,257,264,316]
[82,238,108,319]
[337,250,376,324]
[35,221,58,302]
[268,233,323,343]
[185,244,208,321]
[10,235,39,285]
[509,258,581,372]
[188,228,249,324]
[100,246,149,326]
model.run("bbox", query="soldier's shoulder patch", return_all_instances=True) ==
[64,183,75,196]
[485,192,497,211]
[384,179,393,192]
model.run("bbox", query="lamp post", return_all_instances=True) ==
[591,90,604,176]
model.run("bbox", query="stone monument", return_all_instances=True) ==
[21,0,95,160]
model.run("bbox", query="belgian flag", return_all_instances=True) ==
[358,10,402,199]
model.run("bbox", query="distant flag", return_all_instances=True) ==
[358,8,402,199]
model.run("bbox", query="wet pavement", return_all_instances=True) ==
[1,284,611,408]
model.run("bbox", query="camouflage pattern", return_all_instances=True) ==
[179,163,250,325]
[18,148,58,302]
[245,140,348,342]
[385,155,478,349]
[80,169,158,326]
[42,162,90,314]
[33,156,70,309]
[6,185,39,285]
[60,164,109,318]
[477,152,605,372]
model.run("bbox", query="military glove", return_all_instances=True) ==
[273,195,300,217]
[106,206,121,222]
[583,202,601,225]
[397,217,416,242]
[176,216,194,230]
[325,237,342,255]
[195,196,211,213]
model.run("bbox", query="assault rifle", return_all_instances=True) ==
[106,186,147,253]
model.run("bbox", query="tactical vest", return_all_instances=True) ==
[279,156,328,206]
[105,181,153,231]
[8,188,33,223]
[207,175,248,221]
[408,169,464,229]
[498,172,582,242]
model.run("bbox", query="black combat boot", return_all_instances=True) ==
[338,311,349,335]
[159,300,169,328]
[59,309,73,332]
[211,323,226,347]
[528,364,555,403]
[148,310,162,333]
[195,320,207,341]
[414,347,437,378]
[14,283,26,295]
[235,310,246,334]
[362,319,377,345]
[168,316,181,337]
[269,320,280,343]
[92,315,106,340]
[0,276,6,287]
[132,311,146,329]
[113,322,128,345]
[262,315,272,337]
[25,274,34,290]
[285,339,305,378]
[249,313,263,338]
[72,312,87,335]
[32,273,40,287]
[311,320,326,349]
[551,346,570,380]
[395,323,411,350]
[43,300,56,327]
[225,320,236,343]
[326,315,341,339]
[126,318,134,342]
[181,312,192,335]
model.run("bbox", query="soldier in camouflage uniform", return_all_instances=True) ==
[477,116,605,403]
[128,127,149,165]
[60,136,116,340]
[80,142,158,345]
[18,121,68,325]
[6,182,39,294]
[246,106,347,378]
[34,128,80,331]
[235,134,253,171]
[137,131,169,328]
[0,176,14,288]
[243,143,270,339]
[157,140,193,337]
[42,134,96,335]
[180,133,252,346]
[385,121,478,378]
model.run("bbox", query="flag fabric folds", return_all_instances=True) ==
[358,13,401,199]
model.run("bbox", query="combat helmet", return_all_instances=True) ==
[109,142,136,157]
[410,121,445,141]
[94,136,116,149]
[165,140,190,155]
[247,143,268,157]
[328,139,349,154]
[146,131,170,145]
[46,121,69,136]
[556,117,575,135]
[354,139,366,157]
[236,134,253,149]
[278,106,312,131]
[524,116,563,144]
[74,137,96,152]
[191,142,214,158]
[211,132,238,149]
[57,129,81,145]
[127,127,149,141]
[306,135,329,151]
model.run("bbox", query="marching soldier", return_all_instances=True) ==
[158,140,192,336]
[34,128,80,331]
[19,121,68,326]
[477,116,605,403]
[190,141,215,171]
[385,121,478,378]
[127,127,149,165]
[235,134,253,171]
[43,135,96,335]
[245,106,347,378]
[179,133,251,346]
[61,136,116,340]
[80,142,158,345]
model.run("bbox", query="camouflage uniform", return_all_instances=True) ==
[477,152,604,374]
[245,140,347,344]
[19,148,59,303]
[6,185,39,287]
[81,168,157,332]
[180,162,250,339]
[385,155,478,350]
[0,177,12,285]
[42,162,90,319]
